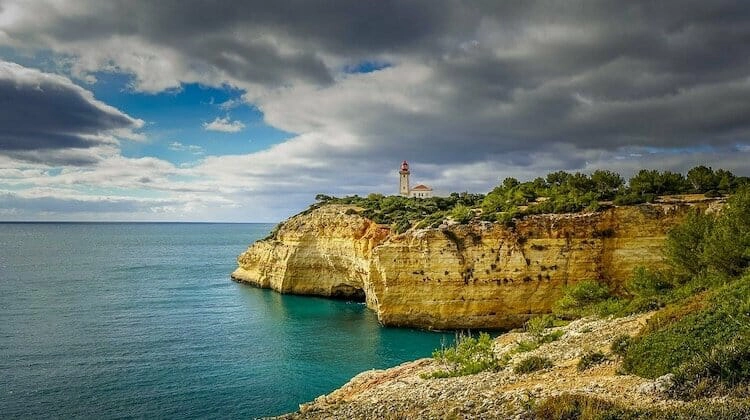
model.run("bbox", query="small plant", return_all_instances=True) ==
[610,334,632,358]
[429,332,499,378]
[525,314,556,338]
[553,280,613,319]
[628,266,673,297]
[514,355,553,374]
[577,351,607,371]
[539,329,564,344]
[516,340,540,353]
[450,204,473,224]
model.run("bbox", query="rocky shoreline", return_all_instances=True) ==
[275,313,678,419]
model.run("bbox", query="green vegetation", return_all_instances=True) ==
[552,280,620,319]
[428,332,500,378]
[534,393,750,420]
[610,334,632,359]
[301,166,746,235]
[514,355,553,374]
[314,192,483,233]
[577,351,607,371]
[543,188,750,402]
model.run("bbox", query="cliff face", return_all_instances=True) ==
[232,200,718,329]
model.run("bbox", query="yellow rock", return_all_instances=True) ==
[231,201,717,329]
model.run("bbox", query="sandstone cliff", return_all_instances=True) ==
[231,199,720,330]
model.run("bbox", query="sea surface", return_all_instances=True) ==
[0,223,453,419]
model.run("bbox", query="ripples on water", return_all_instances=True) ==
[0,223,452,418]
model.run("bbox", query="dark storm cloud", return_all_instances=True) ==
[0,61,141,163]
[3,0,750,171]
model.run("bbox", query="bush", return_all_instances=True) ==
[553,280,613,319]
[429,332,499,378]
[577,351,607,371]
[628,266,673,297]
[515,340,540,353]
[665,210,715,278]
[450,204,473,224]
[514,355,553,374]
[610,334,632,358]
[703,187,750,277]
[670,336,750,400]
[539,329,564,344]
[525,314,556,338]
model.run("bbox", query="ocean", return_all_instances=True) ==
[0,223,452,418]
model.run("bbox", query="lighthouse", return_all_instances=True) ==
[399,160,410,196]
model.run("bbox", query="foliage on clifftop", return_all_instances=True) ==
[312,192,484,233]
[298,165,748,235]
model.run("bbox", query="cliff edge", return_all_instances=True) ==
[231,199,720,330]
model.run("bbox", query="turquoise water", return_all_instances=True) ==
[0,223,452,418]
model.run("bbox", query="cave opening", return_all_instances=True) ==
[330,284,366,302]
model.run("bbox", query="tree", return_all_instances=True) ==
[665,210,715,278]
[501,177,520,190]
[687,166,718,193]
[703,187,750,276]
[546,171,572,187]
[591,170,624,199]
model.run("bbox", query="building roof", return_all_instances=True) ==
[411,184,433,191]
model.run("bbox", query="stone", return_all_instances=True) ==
[232,200,718,330]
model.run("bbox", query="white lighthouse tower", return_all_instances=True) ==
[399,160,410,196]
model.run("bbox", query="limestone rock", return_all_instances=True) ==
[232,200,718,329]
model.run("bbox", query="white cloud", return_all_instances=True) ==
[168,141,204,155]
[202,116,246,133]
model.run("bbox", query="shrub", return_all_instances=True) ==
[429,332,499,378]
[539,329,564,344]
[553,280,613,319]
[670,336,750,400]
[514,355,553,374]
[577,351,607,371]
[703,187,750,277]
[610,334,632,358]
[628,266,673,297]
[525,314,556,338]
[664,210,715,278]
[450,204,473,224]
[516,340,540,353]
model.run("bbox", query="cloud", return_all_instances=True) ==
[202,116,245,133]
[0,60,143,165]
[2,1,750,221]
[168,141,204,155]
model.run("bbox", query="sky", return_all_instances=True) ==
[1,1,750,222]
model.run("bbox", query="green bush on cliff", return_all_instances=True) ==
[552,280,616,319]
[513,355,553,374]
[428,332,499,378]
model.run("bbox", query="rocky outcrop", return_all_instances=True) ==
[279,313,658,419]
[232,199,720,330]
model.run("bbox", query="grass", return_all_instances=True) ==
[534,394,750,420]
[622,275,750,382]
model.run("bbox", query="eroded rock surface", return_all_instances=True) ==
[232,200,720,329]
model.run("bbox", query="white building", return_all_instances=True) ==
[398,160,433,198]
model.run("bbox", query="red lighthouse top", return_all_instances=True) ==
[400,160,409,172]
